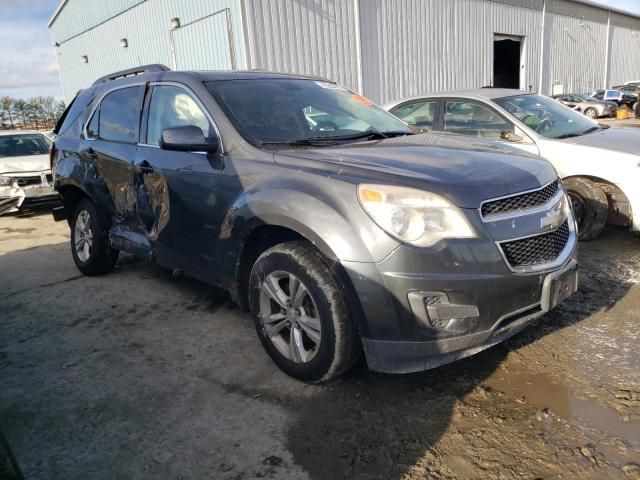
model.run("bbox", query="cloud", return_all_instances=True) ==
[0,0,62,99]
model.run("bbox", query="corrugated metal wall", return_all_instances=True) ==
[50,0,640,104]
[51,0,247,101]
[242,0,361,92]
[609,12,640,86]
[543,0,609,95]
[358,0,544,104]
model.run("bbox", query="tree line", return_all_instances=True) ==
[0,96,66,131]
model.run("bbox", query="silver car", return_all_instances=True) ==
[552,94,614,119]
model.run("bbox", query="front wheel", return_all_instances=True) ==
[564,178,608,241]
[584,107,597,119]
[249,241,360,382]
[70,198,119,275]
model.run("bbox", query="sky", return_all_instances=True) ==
[0,0,639,101]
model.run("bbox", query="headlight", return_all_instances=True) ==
[358,184,475,246]
[0,175,13,187]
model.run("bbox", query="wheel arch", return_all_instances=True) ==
[562,174,632,227]
[232,223,368,343]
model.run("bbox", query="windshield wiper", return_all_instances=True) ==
[258,129,415,148]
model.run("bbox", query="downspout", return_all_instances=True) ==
[238,0,252,69]
[538,0,546,94]
[604,10,611,89]
[353,0,364,94]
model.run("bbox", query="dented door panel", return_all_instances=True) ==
[87,139,138,222]
[134,146,225,279]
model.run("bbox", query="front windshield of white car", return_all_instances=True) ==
[0,134,51,157]
[494,94,600,139]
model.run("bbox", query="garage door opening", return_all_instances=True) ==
[493,35,522,89]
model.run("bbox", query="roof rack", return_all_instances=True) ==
[92,64,170,86]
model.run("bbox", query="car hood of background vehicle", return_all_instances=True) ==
[0,154,49,175]
[558,127,640,156]
[276,132,556,208]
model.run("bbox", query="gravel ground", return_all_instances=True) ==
[1,210,639,480]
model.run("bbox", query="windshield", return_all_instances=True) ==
[206,79,412,146]
[494,94,598,139]
[0,134,51,157]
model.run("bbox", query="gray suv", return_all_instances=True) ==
[51,65,578,382]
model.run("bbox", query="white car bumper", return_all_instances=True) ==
[0,172,58,214]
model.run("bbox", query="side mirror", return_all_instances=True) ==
[500,131,524,143]
[160,126,220,153]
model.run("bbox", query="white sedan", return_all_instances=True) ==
[385,89,640,240]
[0,130,59,214]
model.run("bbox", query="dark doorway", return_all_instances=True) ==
[493,35,521,89]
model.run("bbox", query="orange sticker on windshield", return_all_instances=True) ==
[351,94,373,106]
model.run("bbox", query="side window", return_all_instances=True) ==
[605,91,618,100]
[390,100,437,127]
[593,91,604,100]
[146,85,212,146]
[98,86,143,143]
[443,100,514,140]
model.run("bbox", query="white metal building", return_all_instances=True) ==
[49,0,640,104]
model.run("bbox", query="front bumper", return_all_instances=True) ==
[0,177,58,214]
[343,230,578,374]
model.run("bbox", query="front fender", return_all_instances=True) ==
[222,180,400,263]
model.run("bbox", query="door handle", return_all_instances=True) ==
[135,162,155,174]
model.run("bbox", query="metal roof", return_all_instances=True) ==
[48,0,640,28]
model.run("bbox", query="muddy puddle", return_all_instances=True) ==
[484,362,640,468]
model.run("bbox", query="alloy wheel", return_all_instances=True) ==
[74,209,93,262]
[259,271,322,363]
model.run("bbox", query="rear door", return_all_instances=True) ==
[83,85,144,222]
[135,82,225,278]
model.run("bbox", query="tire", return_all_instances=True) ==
[584,107,597,119]
[70,198,119,275]
[564,178,608,241]
[249,241,360,383]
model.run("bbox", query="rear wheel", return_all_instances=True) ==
[584,107,597,119]
[70,198,119,275]
[564,178,608,241]
[249,241,360,382]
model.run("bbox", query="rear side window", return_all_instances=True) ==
[55,93,93,136]
[96,86,143,143]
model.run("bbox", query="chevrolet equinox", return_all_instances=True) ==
[51,65,578,382]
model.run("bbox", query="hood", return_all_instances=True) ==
[559,127,640,156]
[276,132,556,208]
[0,154,50,175]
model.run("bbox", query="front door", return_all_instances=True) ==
[440,98,540,156]
[135,83,225,280]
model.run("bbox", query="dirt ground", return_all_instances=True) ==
[1,210,639,480]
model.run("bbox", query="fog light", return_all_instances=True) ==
[408,291,480,331]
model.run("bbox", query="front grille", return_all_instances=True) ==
[482,180,560,217]
[16,176,42,187]
[45,174,53,183]
[500,220,570,268]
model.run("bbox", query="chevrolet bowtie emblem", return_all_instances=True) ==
[541,200,564,230]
